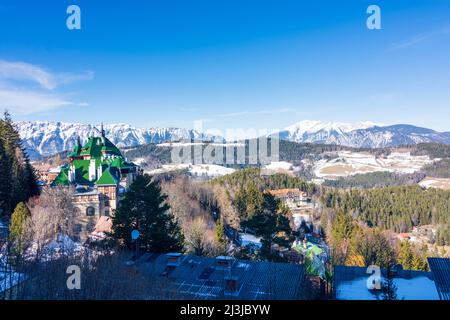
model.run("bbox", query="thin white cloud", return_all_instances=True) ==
[0,59,94,90]
[217,108,295,118]
[0,59,93,115]
[0,87,85,115]
[390,27,450,51]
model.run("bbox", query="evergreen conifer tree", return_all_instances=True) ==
[9,202,31,254]
[112,174,184,252]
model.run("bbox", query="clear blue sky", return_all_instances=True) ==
[0,0,449,132]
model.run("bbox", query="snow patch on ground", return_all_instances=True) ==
[314,151,434,179]
[336,276,439,300]
[419,177,450,190]
[263,161,293,171]
[146,164,236,177]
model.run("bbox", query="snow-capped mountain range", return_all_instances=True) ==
[17,120,450,160]
[17,121,222,159]
[273,120,450,148]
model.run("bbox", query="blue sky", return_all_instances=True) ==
[0,0,449,132]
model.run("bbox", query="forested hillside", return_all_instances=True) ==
[321,186,450,233]
[323,171,425,189]
[0,112,39,216]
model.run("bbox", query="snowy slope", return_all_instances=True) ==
[272,121,450,148]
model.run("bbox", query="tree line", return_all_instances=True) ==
[0,111,39,217]
[320,185,450,233]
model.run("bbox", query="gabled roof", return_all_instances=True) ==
[100,137,122,157]
[79,137,103,158]
[428,258,450,300]
[96,168,119,186]
[129,253,305,300]
[52,133,136,187]
[51,167,70,186]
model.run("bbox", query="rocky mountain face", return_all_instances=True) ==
[17,121,222,159]
[272,121,450,148]
[18,120,450,160]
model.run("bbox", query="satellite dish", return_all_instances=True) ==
[131,229,140,240]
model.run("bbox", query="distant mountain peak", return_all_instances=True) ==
[272,120,450,148]
[17,121,222,160]
[284,120,382,134]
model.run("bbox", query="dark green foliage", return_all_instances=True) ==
[9,202,31,253]
[215,170,294,259]
[323,171,425,189]
[382,266,398,300]
[321,186,450,232]
[410,143,450,159]
[331,209,354,243]
[213,168,317,194]
[0,139,12,215]
[123,144,173,165]
[397,241,428,271]
[420,159,450,178]
[215,219,227,247]
[352,228,395,268]
[435,224,450,246]
[0,111,39,216]
[112,174,184,252]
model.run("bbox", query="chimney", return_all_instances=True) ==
[101,123,106,144]
[166,253,184,267]
[89,159,97,181]
[97,165,103,180]
[224,276,241,296]
[215,256,235,270]
[68,165,76,183]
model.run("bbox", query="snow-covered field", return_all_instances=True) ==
[335,275,439,300]
[314,151,434,179]
[419,177,450,190]
[146,163,236,177]
[263,161,293,171]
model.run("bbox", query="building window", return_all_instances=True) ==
[73,207,81,216]
[86,206,95,216]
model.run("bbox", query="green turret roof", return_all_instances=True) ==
[96,168,119,186]
[52,132,136,187]
[52,168,70,186]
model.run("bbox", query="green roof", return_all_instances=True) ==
[101,137,122,156]
[79,137,103,158]
[53,133,136,187]
[52,168,70,186]
[96,168,119,186]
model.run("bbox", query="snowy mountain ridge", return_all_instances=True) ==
[272,121,450,148]
[17,120,450,160]
[17,121,222,159]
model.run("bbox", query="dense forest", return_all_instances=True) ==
[321,186,450,233]
[409,143,450,159]
[323,171,425,189]
[420,159,450,178]
[0,112,39,217]
[212,168,317,194]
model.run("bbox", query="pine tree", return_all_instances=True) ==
[9,202,31,254]
[331,208,354,243]
[382,265,398,300]
[0,140,12,215]
[398,241,414,270]
[0,111,39,214]
[112,174,184,252]
[215,219,227,249]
